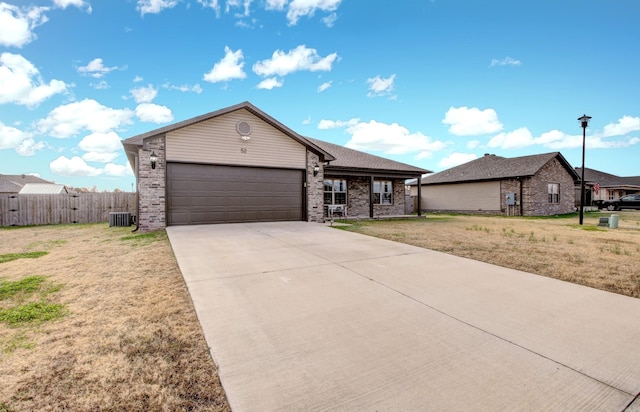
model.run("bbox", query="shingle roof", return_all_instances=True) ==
[306,137,430,175]
[0,174,54,193]
[417,152,578,185]
[576,168,640,189]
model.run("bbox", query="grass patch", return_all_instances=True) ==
[0,302,68,326]
[120,230,165,246]
[0,251,48,264]
[1,331,36,353]
[0,276,47,301]
[339,212,640,298]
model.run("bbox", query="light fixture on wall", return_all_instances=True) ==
[150,151,158,169]
[313,163,320,177]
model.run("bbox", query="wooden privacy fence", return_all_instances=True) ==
[0,192,136,227]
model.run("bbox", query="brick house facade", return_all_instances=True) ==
[123,102,428,231]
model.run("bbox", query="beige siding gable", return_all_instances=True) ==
[421,181,501,211]
[165,108,306,169]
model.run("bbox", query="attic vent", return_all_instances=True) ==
[236,121,252,136]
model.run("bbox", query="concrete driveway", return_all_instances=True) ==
[167,222,640,411]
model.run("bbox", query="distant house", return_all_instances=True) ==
[575,168,640,205]
[410,152,579,216]
[18,183,68,194]
[0,174,55,195]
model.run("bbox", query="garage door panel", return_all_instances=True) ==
[167,163,303,225]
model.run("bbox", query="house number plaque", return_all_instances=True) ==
[240,148,247,154]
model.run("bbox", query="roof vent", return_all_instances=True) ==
[236,121,252,140]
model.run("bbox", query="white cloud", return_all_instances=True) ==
[0,3,49,48]
[302,116,311,125]
[78,131,122,153]
[50,155,102,177]
[91,80,110,90]
[0,121,29,149]
[265,0,287,10]
[602,116,640,137]
[490,56,522,67]
[442,106,503,136]
[137,0,178,15]
[317,118,359,129]
[53,0,92,12]
[135,103,173,123]
[286,0,342,26]
[82,151,119,163]
[37,99,134,138]
[322,12,337,27]
[366,74,395,98]
[344,120,448,158]
[130,84,158,103]
[0,53,68,107]
[317,80,332,92]
[162,82,203,93]
[203,46,246,83]
[466,140,481,149]
[197,0,221,16]
[77,58,119,78]
[104,163,133,177]
[253,45,338,77]
[256,77,283,90]
[487,126,640,150]
[16,138,46,156]
[438,153,478,168]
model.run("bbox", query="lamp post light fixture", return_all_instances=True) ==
[578,114,592,225]
[313,163,320,177]
[150,151,158,170]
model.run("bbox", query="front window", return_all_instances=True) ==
[608,190,615,200]
[548,183,559,203]
[374,180,393,205]
[324,179,347,205]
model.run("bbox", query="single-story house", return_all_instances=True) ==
[0,174,55,195]
[575,167,640,206]
[409,152,579,216]
[122,101,429,231]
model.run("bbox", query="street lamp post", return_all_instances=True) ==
[578,114,592,225]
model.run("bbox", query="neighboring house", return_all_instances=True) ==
[122,101,429,231]
[18,183,68,194]
[409,152,579,216]
[0,174,54,195]
[575,168,640,205]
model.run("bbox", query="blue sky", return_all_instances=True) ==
[1,0,639,191]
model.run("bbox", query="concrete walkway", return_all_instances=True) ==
[167,222,640,411]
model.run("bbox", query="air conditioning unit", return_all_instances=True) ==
[109,212,131,227]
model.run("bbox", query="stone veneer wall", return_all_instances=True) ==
[373,180,406,216]
[346,177,406,218]
[137,135,166,231]
[306,151,324,223]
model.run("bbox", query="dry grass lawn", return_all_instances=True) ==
[339,211,640,298]
[0,224,230,412]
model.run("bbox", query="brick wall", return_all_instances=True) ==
[527,158,576,215]
[345,177,406,218]
[306,151,324,222]
[137,135,166,231]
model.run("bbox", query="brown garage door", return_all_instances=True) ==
[167,163,304,225]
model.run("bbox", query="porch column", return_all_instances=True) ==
[369,175,374,218]
[416,174,422,217]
